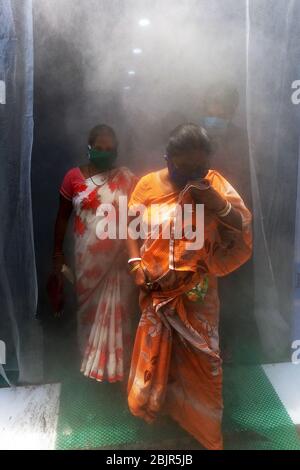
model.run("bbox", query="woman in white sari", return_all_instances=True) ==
[52,124,136,383]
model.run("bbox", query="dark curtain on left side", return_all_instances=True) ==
[0,0,42,384]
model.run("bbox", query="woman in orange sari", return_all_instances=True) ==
[126,124,252,450]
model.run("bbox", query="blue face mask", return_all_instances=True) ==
[165,156,209,188]
[202,116,229,131]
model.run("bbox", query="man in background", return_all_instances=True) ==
[201,83,254,363]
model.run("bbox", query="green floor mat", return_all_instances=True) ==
[223,365,300,450]
[55,373,190,450]
[55,366,300,450]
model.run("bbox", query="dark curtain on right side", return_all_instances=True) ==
[246,0,300,360]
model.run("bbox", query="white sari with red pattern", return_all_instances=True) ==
[72,166,136,382]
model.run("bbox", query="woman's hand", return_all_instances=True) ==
[52,195,73,276]
[52,254,65,278]
[130,264,150,291]
[189,180,226,213]
[134,266,147,287]
[188,179,242,231]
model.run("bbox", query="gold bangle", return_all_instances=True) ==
[217,200,232,218]
[129,263,141,274]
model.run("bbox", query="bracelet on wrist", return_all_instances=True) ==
[128,257,142,265]
[129,263,141,274]
[217,200,232,218]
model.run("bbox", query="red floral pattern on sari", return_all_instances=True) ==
[108,172,130,193]
[74,182,88,194]
[81,188,101,213]
[70,167,137,382]
[74,215,86,236]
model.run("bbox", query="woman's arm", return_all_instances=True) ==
[126,175,151,289]
[52,195,73,274]
[189,178,252,277]
[126,217,148,289]
[126,233,142,260]
[190,184,242,231]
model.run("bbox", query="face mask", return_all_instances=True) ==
[88,146,117,170]
[165,156,209,188]
[202,116,229,132]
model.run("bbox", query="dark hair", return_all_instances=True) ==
[204,83,239,115]
[166,123,212,158]
[88,124,118,148]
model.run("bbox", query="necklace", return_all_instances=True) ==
[87,166,110,187]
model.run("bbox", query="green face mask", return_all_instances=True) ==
[88,147,117,170]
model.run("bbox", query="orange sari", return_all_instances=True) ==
[127,170,252,450]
